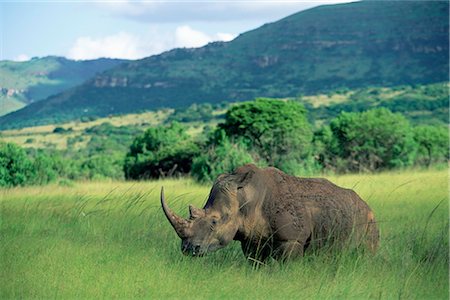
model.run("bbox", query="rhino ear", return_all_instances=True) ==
[237,170,255,189]
[189,204,205,219]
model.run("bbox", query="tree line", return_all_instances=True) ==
[1,98,448,187]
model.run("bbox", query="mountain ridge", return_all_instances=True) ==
[1,1,448,129]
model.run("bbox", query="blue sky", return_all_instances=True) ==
[1,1,353,61]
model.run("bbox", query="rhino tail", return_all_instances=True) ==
[365,211,380,253]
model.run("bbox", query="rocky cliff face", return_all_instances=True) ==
[0,87,25,97]
[94,76,129,88]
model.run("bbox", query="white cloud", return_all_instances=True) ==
[175,25,212,48]
[174,26,236,48]
[216,33,236,42]
[67,32,146,60]
[67,26,236,60]
[14,54,30,62]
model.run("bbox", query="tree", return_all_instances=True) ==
[313,126,345,172]
[413,125,449,167]
[31,151,59,184]
[218,98,313,173]
[124,122,199,179]
[167,103,216,123]
[327,108,417,172]
[0,142,34,187]
[191,130,255,182]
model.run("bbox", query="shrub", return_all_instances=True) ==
[31,151,59,185]
[325,108,417,172]
[218,98,313,173]
[53,127,72,134]
[124,122,200,179]
[0,143,59,187]
[413,125,449,167]
[0,142,34,187]
[167,103,217,123]
[191,131,255,182]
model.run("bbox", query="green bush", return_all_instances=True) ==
[167,103,219,123]
[191,131,255,182]
[218,98,313,173]
[0,142,59,187]
[0,142,35,187]
[80,154,122,180]
[31,151,59,185]
[124,122,200,179]
[413,125,449,167]
[322,108,417,172]
[53,127,72,134]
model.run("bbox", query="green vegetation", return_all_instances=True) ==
[218,98,315,174]
[413,125,449,167]
[1,122,144,186]
[124,122,200,179]
[0,142,58,187]
[1,97,448,187]
[316,108,417,172]
[307,83,449,126]
[166,103,226,123]
[0,142,35,187]
[191,131,254,183]
[61,123,142,180]
[1,170,447,298]
[1,1,447,128]
[1,81,447,130]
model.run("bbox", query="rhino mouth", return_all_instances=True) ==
[182,243,222,257]
[182,244,206,257]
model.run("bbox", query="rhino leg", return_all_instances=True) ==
[273,240,305,260]
[240,239,273,262]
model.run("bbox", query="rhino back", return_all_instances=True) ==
[262,168,373,243]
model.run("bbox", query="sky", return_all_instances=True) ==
[1,0,353,61]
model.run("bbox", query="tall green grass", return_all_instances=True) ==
[1,170,448,299]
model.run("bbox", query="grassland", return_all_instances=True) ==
[1,170,448,299]
[0,110,172,150]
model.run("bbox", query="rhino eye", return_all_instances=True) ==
[210,219,218,230]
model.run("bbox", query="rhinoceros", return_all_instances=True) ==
[161,164,379,261]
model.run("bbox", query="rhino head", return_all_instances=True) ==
[160,184,241,257]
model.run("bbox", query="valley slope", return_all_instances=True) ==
[0,56,126,116]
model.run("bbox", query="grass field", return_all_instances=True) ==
[1,170,448,299]
[0,110,171,150]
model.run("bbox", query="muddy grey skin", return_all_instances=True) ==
[161,164,379,261]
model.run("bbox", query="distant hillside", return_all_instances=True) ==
[2,82,446,150]
[0,56,126,116]
[304,82,449,126]
[1,1,448,129]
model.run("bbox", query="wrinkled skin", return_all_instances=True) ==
[161,164,379,261]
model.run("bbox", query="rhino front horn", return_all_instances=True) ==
[160,187,190,238]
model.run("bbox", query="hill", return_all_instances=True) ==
[0,1,448,129]
[0,56,126,116]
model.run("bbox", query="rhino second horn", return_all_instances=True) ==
[160,187,190,238]
[189,204,205,219]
